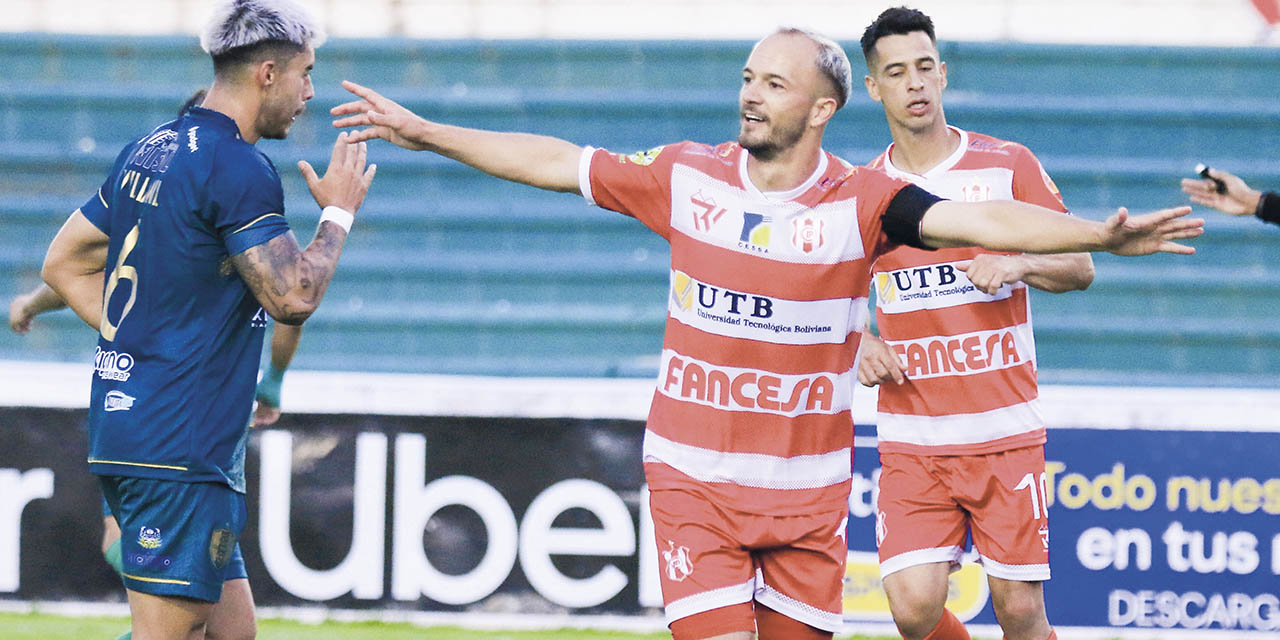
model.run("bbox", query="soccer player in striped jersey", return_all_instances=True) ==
[39,1,375,638]
[331,29,1198,640]
[858,8,1092,640]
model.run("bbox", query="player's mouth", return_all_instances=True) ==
[906,99,930,116]
[741,112,767,126]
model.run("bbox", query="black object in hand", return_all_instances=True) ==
[1195,163,1228,194]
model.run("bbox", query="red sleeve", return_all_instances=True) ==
[845,168,917,262]
[581,142,689,239]
[1012,145,1068,213]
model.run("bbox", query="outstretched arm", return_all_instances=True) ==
[920,200,1203,256]
[331,81,582,194]
[230,133,376,325]
[41,211,110,330]
[9,283,68,334]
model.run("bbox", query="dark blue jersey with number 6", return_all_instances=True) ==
[79,106,291,492]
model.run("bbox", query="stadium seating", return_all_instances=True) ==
[2,34,1277,384]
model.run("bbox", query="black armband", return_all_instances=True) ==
[1257,191,1280,226]
[882,184,944,250]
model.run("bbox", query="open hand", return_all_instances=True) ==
[1180,167,1261,216]
[298,131,377,214]
[331,81,432,150]
[1101,206,1203,256]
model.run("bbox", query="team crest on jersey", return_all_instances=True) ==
[790,211,826,253]
[251,308,269,328]
[662,540,694,582]
[129,129,180,174]
[138,526,163,550]
[961,177,991,203]
[622,145,665,166]
[738,213,772,253]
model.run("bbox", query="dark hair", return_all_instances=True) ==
[860,6,936,66]
[211,38,305,78]
[179,89,208,115]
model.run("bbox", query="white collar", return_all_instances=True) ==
[738,147,829,201]
[881,125,968,180]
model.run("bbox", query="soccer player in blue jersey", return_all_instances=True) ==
[39,1,376,638]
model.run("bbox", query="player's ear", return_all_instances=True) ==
[254,59,278,88]
[939,60,948,91]
[864,74,882,103]
[810,96,838,128]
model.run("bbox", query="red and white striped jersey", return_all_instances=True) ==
[581,141,911,515]
[867,127,1067,456]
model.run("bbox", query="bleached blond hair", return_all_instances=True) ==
[770,27,853,110]
[200,0,326,57]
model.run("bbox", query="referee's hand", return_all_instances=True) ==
[298,131,378,214]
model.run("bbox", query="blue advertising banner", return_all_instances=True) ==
[845,426,1280,634]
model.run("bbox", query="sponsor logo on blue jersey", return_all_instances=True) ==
[94,346,135,381]
[104,390,136,412]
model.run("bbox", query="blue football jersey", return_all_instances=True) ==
[81,107,291,492]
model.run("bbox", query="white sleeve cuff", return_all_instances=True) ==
[578,146,597,207]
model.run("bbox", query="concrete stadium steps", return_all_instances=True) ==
[4,35,1280,100]
[7,84,1280,165]
[3,35,1279,383]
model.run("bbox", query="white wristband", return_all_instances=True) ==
[319,206,354,233]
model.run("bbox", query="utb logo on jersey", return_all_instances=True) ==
[623,145,665,166]
[791,211,825,253]
[739,213,772,252]
[669,270,774,319]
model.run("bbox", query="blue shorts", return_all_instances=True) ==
[99,476,248,602]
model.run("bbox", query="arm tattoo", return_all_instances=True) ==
[230,223,348,324]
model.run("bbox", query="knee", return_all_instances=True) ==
[993,589,1044,628]
[887,593,946,639]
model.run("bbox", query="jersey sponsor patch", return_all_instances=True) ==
[875,260,1018,314]
[668,270,861,346]
[658,349,852,417]
[668,165,866,264]
[621,145,665,166]
[104,390,136,412]
[885,323,1034,381]
[94,346,135,381]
